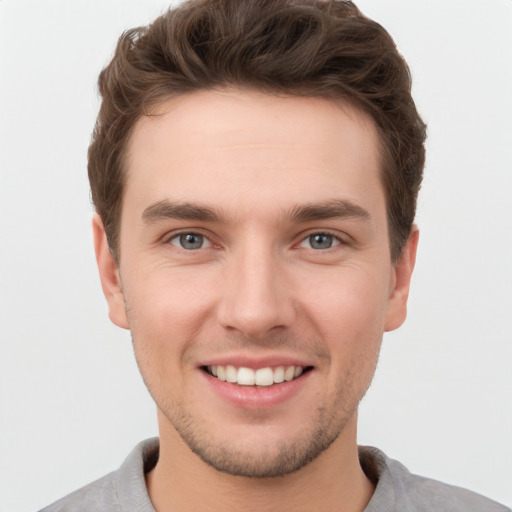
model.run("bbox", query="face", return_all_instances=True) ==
[95,90,417,478]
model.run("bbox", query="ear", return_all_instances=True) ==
[92,214,129,329]
[384,226,419,332]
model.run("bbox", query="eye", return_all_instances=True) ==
[169,233,211,250]
[299,233,341,250]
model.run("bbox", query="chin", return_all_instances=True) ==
[166,405,351,478]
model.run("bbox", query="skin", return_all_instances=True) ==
[94,89,418,512]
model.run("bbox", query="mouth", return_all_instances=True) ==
[202,365,313,387]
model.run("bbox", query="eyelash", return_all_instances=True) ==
[297,232,344,251]
[165,230,347,252]
[167,231,213,251]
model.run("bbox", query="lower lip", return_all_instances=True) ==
[200,369,312,410]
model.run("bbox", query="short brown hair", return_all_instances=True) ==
[88,0,426,263]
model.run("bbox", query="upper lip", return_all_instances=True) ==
[198,354,313,370]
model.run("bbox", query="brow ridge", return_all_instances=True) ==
[287,199,370,223]
[141,198,370,225]
[142,200,220,223]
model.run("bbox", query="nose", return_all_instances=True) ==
[217,242,296,340]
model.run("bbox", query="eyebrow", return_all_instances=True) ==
[286,199,370,223]
[141,198,370,225]
[142,200,221,224]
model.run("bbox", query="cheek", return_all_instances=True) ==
[122,265,223,387]
[122,279,193,371]
[315,275,387,399]
[125,284,196,411]
[125,264,215,333]
[298,267,389,386]
[302,267,391,339]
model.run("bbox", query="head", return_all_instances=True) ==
[89,0,426,265]
[91,0,425,479]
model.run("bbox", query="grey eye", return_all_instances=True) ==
[309,234,334,249]
[171,233,210,250]
[298,233,340,250]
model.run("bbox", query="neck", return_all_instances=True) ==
[146,412,374,512]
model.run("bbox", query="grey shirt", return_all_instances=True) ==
[39,438,509,511]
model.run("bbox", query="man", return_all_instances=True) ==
[40,0,509,511]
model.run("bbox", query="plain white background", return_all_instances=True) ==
[1,1,511,510]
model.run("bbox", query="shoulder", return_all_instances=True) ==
[360,446,510,512]
[393,465,510,511]
[38,472,119,512]
[37,438,159,512]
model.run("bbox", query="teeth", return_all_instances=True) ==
[255,367,273,386]
[237,367,255,385]
[284,366,295,381]
[207,365,306,386]
[273,366,285,383]
[225,365,237,383]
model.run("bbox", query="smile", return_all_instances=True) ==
[204,365,311,386]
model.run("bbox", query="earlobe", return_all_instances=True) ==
[92,214,129,329]
[384,227,419,332]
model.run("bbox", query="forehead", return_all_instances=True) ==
[123,89,384,222]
